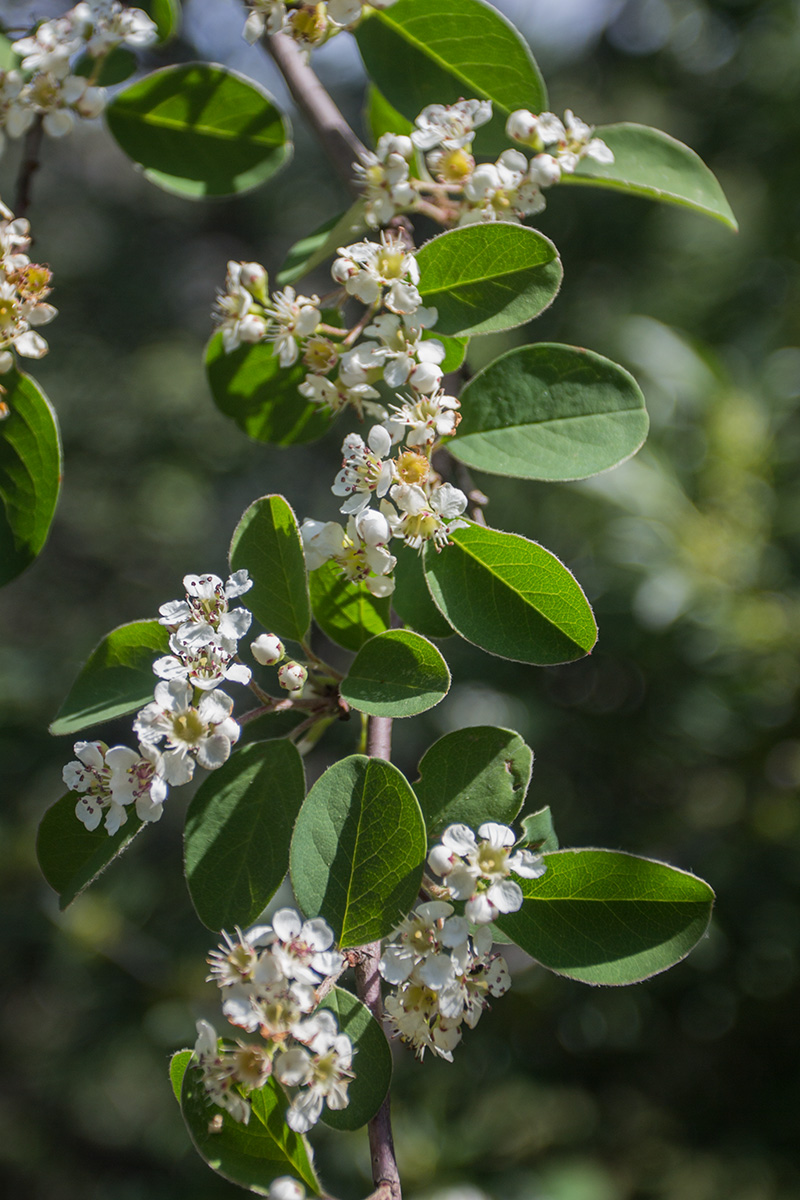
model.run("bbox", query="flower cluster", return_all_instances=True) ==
[215,260,322,367]
[0,2,157,155]
[241,0,394,50]
[428,822,546,924]
[62,571,256,835]
[196,910,353,1134]
[354,97,613,229]
[0,199,57,379]
[380,901,511,1061]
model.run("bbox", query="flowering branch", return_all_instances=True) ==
[264,30,367,195]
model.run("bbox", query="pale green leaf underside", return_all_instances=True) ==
[355,0,547,157]
[0,368,61,587]
[229,494,310,642]
[416,223,562,337]
[423,524,597,665]
[454,342,649,480]
[497,848,715,985]
[49,620,168,736]
[106,63,291,198]
[290,755,426,946]
[341,629,451,717]
[563,123,738,230]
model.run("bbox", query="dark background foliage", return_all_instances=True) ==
[1,1,798,1197]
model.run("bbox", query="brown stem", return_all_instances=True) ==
[14,115,44,219]
[264,31,368,196]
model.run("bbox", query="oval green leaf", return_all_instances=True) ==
[37,792,146,909]
[206,332,333,446]
[562,123,738,231]
[341,629,450,718]
[414,726,532,838]
[49,620,168,736]
[391,546,454,639]
[290,755,426,945]
[318,987,392,1131]
[416,224,562,337]
[277,201,368,288]
[229,495,310,643]
[309,560,390,652]
[184,740,306,931]
[496,848,715,985]
[106,63,292,198]
[454,343,649,480]
[0,368,61,587]
[180,1056,319,1196]
[74,47,137,86]
[423,523,597,665]
[519,805,559,853]
[355,0,547,158]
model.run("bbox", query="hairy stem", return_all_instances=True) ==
[264,31,368,196]
[354,715,401,1199]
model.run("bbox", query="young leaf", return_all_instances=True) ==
[184,740,306,931]
[229,495,310,643]
[318,987,392,1131]
[423,524,597,665]
[0,369,61,587]
[309,560,391,652]
[391,546,454,639]
[340,629,451,718]
[355,0,547,157]
[205,333,333,446]
[454,343,649,480]
[106,64,292,199]
[416,224,562,337]
[49,621,169,736]
[563,123,738,231]
[414,726,533,838]
[496,849,715,985]
[169,1049,192,1102]
[291,755,426,945]
[37,792,146,910]
[179,1057,319,1195]
[519,806,559,852]
[276,201,368,288]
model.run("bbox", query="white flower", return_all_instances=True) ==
[215,260,269,352]
[411,99,493,153]
[300,512,395,596]
[158,571,253,652]
[354,133,416,228]
[428,821,546,924]
[264,287,321,368]
[242,0,286,43]
[332,426,394,515]
[379,900,468,987]
[382,481,468,551]
[270,909,343,983]
[332,231,421,314]
[299,371,384,420]
[192,1019,252,1125]
[278,660,308,692]
[63,739,167,834]
[275,1014,353,1132]
[133,680,240,783]
[251,633,285,666]
[153,633,251,691]
[383,388,460,447]
[268,1180,306,1200]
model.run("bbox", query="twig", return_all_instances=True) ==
[14,115,44,219]
[264,31,368,196]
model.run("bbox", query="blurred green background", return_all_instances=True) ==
[1,0,799,1197]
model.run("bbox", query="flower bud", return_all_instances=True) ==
[268,1178,306,1200]
[278,661,308,692]
[251,633,285,666]
[506,108,540,146]
[240,261,268,303]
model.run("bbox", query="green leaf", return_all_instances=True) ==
[365,84,414,145]
[291,755,426,945]
[169,1049,192,1102]
[309,560,390,652]
[180,1057,319,1196]
[184,741,306,931]
[229,495,310,643]
[496,849,715,985]
[355,0,547,158]
[391,546,454,638]
[106,64,292,198]
[416,224,562,337]
[205,333,333,447]
[37,792,146,910]
[414,726,532,838]
[423,523,597,665]
[341,629,450,718]
[140,0,182,42]
[49,620,168,736]
[0,369,61,587]
[454,343,649,480]
[0,35,16,70]
[276,201,368,288]
[519,806,558,852]
[430,331,469,374]
[74,47,137,86]
[318,987,392,1131]
[562,123,738,231]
